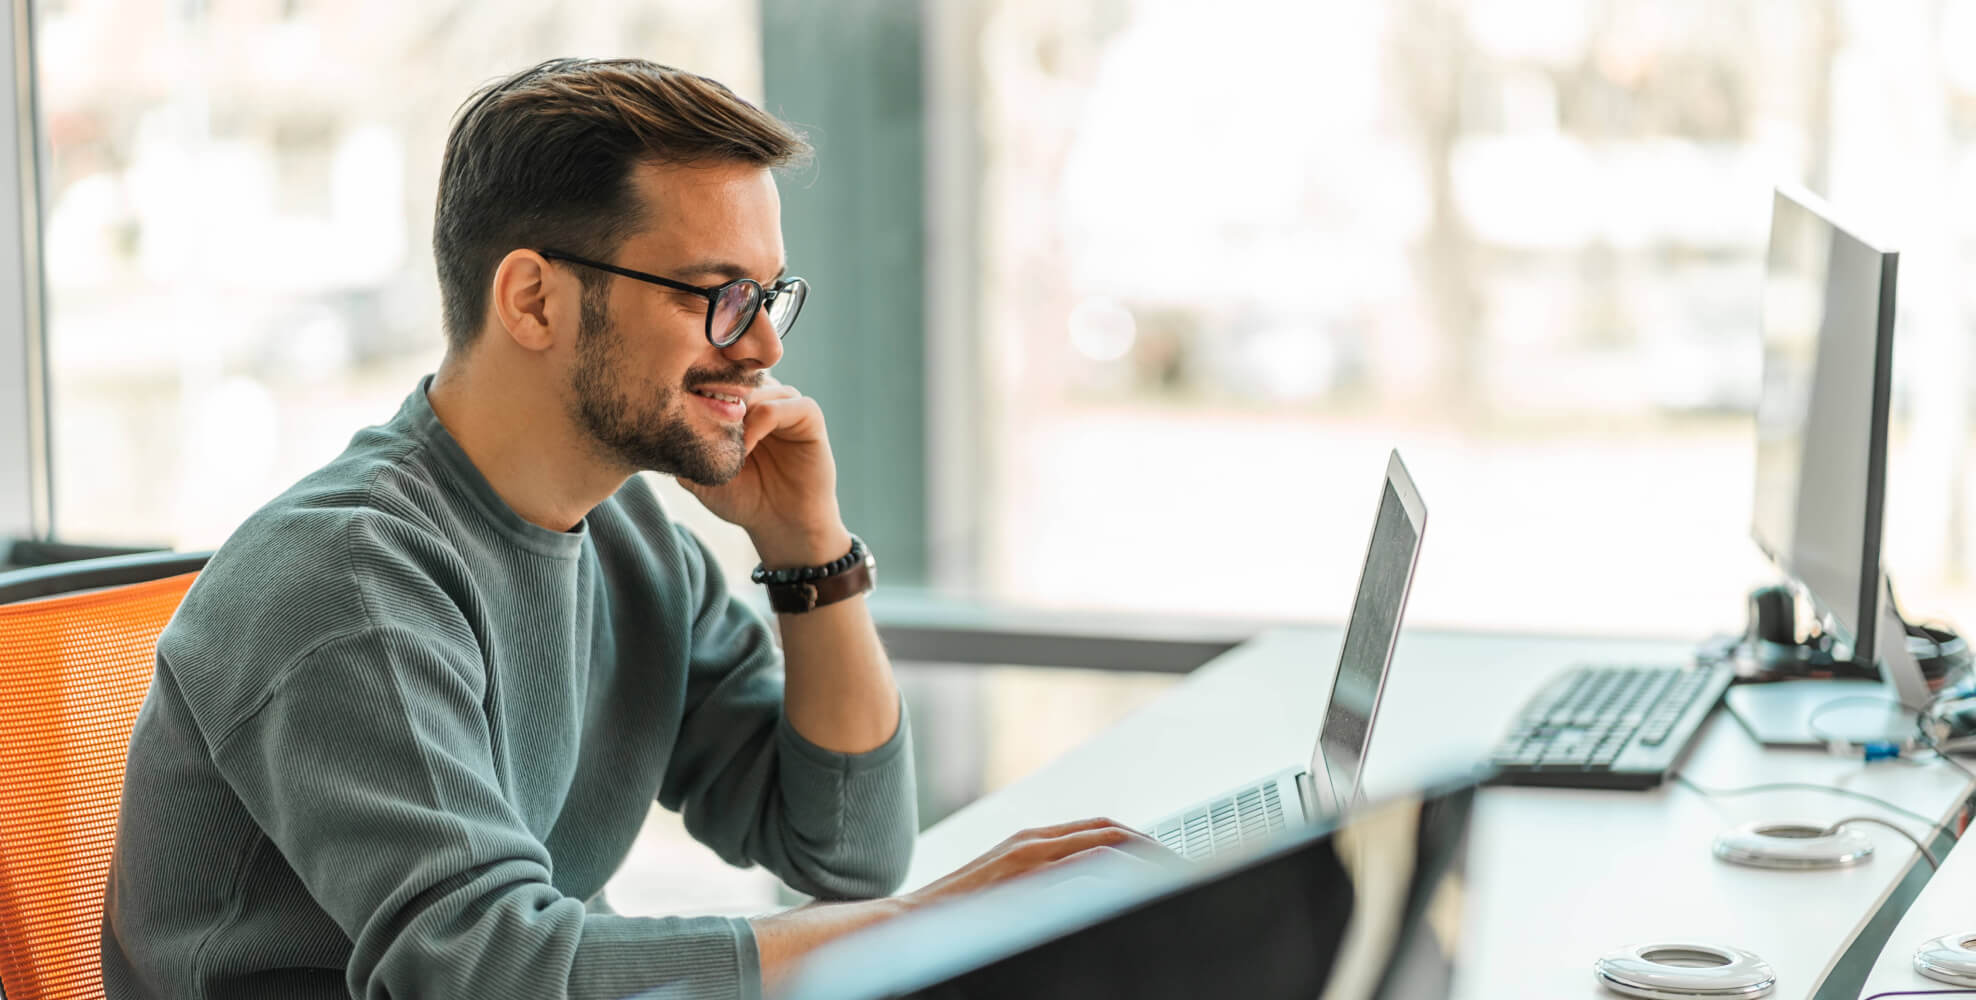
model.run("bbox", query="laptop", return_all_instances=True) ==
[779,773,1479,1000]
[1146,450,1427,861]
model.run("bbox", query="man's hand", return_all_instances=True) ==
[901,816,1178,907]
[754,817,1175,990]
[681,376,850,567]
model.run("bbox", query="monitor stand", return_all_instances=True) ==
[1724,580,1930,749]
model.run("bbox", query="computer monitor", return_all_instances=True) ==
[1750,183,1898,673]
[779,776,1479,1000]
[1316,451,1425,811]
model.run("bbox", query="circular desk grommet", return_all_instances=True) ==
[1914,933,1976,987]
[1710,821,1875,870]
[1595,943,1777,1000]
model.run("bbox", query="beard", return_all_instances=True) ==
[567,288,751,486]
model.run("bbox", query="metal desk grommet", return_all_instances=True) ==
[1914,933,1976,987]
[1710,821,1875,870]
[1595,943,1776,999]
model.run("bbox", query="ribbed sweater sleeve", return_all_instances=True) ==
[210,621,761,1000]
[657,526,918,900]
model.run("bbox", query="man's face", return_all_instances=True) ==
[566,161,786,485]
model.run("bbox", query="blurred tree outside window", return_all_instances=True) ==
[966,0,1976,639]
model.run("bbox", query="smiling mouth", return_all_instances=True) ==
[691,389,745,406]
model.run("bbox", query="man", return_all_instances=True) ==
[101,58,1159,999]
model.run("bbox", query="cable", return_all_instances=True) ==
[1805,694,1930,755]
[1821,814,1940,870]
[1922,748,1976,784]
[1671,774,1959,849]
[1795,693,1976,791]
[1914,724,1976,784]
[1862,991,1976,999]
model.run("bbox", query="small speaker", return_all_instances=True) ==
[1710,821,1875,870]
[1594,943,1776,999]
[1914,933,1976,987]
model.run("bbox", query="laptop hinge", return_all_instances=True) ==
[1297,769,1331,820]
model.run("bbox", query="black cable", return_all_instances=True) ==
[1822,814,1940,870]
[1791,692,1976,789]
[1914,724,1976,784]
[1670,773,1958,846]
[1861,990,1976,999]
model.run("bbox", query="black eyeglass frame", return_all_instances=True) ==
[536,248,807,348]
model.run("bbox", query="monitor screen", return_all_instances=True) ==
[779,778,1478,1000]
[1315,452,1426,810]
[1751,186,1897,664]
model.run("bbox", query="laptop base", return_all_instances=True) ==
[1148,768,1308,861]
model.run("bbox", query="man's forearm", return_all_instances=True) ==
[750,896,912,991]
[750,517,898,753]
[776,590,900,754]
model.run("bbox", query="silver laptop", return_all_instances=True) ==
[1148,450,1427,861]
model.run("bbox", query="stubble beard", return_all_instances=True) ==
[568,289,747,487]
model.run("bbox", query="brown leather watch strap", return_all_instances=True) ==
[765,550,876,614]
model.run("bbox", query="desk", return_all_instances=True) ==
[906,628,1976,1000]
[1860,789,1976,997]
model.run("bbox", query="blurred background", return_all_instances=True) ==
[15,0,1976,911]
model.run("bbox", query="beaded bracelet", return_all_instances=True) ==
[750,534,866,586]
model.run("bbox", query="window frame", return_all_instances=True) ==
[1,0,51,545]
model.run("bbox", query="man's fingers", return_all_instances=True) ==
[743,382,801,406]
[1011,825,1172,871]
[739,395,823,453]
[994,817,1173,865]
[1041,843,1164,877]
[1011,816,1135,842]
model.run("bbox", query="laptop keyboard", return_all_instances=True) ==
[1150,780,1287,861]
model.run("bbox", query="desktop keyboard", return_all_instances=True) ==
[1149,780,1288,861]
[1487,662,1734,790]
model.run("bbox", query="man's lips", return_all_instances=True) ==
[689,386,748,421]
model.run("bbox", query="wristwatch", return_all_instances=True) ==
[753,535,876,614]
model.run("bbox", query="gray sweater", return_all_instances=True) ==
[100,378,916,999]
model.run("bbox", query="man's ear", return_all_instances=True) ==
[489,249,570,353]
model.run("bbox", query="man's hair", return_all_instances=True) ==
[432,58,810,352]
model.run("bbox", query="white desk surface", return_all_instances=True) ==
[1860,801,1976,997]
[905,627,1976,1000]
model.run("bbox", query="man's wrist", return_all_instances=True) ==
[750,522,854,570]
[751,896,913,989]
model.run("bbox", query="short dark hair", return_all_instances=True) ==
[432,58,810,352]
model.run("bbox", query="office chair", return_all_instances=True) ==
[0,551,208,1000]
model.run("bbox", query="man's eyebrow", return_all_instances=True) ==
[673,259,789,283]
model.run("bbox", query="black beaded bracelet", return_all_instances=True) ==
[750,535,866,586]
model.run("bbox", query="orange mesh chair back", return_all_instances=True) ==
[0,555,204,1000]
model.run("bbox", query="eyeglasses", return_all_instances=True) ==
[537,249,808,348]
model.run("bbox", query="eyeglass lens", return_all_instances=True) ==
[712,282,760,345]
[711,279,805,345]
[763,281,805,337]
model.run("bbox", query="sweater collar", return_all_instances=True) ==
[395,374,589,559]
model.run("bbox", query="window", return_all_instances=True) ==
[37,0,762,552]
[966,0,1976,636]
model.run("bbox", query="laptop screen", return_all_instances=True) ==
[1314,452,1427,810]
